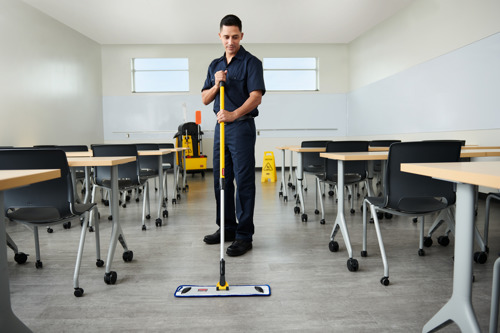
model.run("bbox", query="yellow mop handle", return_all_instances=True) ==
[220,81,225,179]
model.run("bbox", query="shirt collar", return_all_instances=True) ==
[218,45,247,64]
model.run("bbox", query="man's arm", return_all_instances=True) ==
[216,90,263,123]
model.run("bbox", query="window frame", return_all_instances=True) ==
[131,58,190,93]
[263,57,319,92]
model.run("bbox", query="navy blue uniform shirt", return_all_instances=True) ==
[202,46,266,117]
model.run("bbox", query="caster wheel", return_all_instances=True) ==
[126,195,131,201]
[146,214,151,220]
[74,288,84,297]
[108,215,113,221]
[172,199,177,204]
[423,237,433,247]
[35,261,43,269]
[177,194,181,200]
[314,209,319,215]
[418,249,425,256]
[162,202,166,208]
[347,258,359,272]
[142,225,146,231]
[279,191,283,197]
[384,213,393,219]
[350,209,355,214]
[329,241,339,252]
[301,214,308,222]
[14,252,28,264]
[155,219,162,227]
[328,190,334,197]
[284,196,288,202]
[413,217,418,223]
[63,222,71,229]
[485,246,490,254]
[369,218,374,224]
[162,210,168,218]
[135,198,140,203]
[361,251,367,257]
[320,219,325,225]
[474,251,487,264]
[294,207,300,214]
[104,271,117,285]
[292,185,296,190]
[96,259,104,267]
[122,204,127,208]
[377,212,384,219]
[47,228,53,234]
[104,200,109,206]
[437,236,450,247]
[122,250,133,262]
[380,276,390,286]
[89,226,94,233]
[186,185,189,190]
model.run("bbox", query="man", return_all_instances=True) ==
[201,14,265,256]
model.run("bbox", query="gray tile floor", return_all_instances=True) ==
[5,171,500,332]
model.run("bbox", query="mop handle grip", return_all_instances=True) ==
[220,81,225,180]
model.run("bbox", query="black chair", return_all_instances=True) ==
[90,144,154,229]
[362,141,462,286]
[0,149,102,297]
[315,141,369,224]
[299,140,331,191]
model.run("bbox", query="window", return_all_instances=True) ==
[263,58,318,91]
[132,58,189,92]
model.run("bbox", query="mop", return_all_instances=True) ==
[175,82,271,297]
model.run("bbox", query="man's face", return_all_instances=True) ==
[219,25,243,56]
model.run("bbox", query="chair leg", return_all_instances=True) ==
[418,216,425,256]
[73,213,89,295]
[485,194,500,251]
[490,256,500,333]
[33,226,42,268]
[316,178,325,224]
[369,204,389,285]
[142,182,148,229]
[362,200,368,256]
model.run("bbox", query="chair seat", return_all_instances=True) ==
[317,173,362,185]
[100,178,144,189]
[366,196,448,214]
[140,169,157,178]
[304,165,324,174]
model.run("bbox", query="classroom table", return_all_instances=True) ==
[1,169,61,333]
[67,156,135,285]
[319,149,500,272]
[401,161,500,332]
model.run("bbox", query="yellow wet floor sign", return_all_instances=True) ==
[261,151,277,182]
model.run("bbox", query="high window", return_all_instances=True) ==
[263,58,318,91]
[132,58,189,93]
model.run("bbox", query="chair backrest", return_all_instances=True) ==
[91,144,140,185]
[369,140,401,147]
[301,140,330,173]
[384,141,462,210]
[158,143,175,167]
[324,141,369,182]
[135,143,160,173]
[0,149,74,217]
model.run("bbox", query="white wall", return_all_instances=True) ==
[0,0,103,147]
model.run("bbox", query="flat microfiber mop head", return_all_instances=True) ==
[174,284,271,298]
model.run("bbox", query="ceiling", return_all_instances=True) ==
[22,0,415,45]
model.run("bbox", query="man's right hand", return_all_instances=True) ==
[215,70,227,87]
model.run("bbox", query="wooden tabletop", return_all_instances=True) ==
[138,149,174,156]
[288,147,326,153]
[0,169,61,191]
[401,161,500,189]
[67,156,136,167]
[65,151,92,157]
[321,149,500,161]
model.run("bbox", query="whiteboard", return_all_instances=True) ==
[348,32,500,136]
[103,92,347,140]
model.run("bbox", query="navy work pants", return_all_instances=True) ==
[213,118,256,241]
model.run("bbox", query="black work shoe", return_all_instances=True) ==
[203,229,235,244]
[226,240,253,256]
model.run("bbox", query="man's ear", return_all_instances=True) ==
[240,32,244,40]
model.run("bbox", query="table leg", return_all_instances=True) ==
[295,152,307,221]
[330,160,357,271]
[0,192,32,332]
[155,155,166,226]
[104,165,130,285]
[280,149,288,201]
[422,182,479,332]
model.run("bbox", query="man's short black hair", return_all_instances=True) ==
[220,14,242,31]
